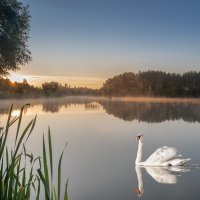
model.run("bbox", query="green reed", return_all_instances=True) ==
[0,105,68,200]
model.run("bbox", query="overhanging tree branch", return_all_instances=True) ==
[0,0,31,76]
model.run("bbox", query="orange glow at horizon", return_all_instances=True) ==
[9,74,106,89]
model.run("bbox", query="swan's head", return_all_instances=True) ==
[136,134,143,142]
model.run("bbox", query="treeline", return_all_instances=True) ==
[101,71,200,97]
[2,71,200,98]
[0,78,98,98]
[41,82,98,96]
[0,79,39,98]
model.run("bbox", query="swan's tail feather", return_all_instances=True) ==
[179,158,191,166]
[167,158,191,166]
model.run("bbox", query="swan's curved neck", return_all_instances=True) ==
[135,140,143,165]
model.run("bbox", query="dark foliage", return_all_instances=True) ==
[41,81,98,97]
[0,78,40,98]
[1,70,200,98]
[0,78,99,98]
[0,0,31,76]
[101,71,200,97]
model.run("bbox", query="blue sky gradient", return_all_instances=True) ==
[16,0,200,86]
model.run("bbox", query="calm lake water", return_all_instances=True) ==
[0,96,200,200]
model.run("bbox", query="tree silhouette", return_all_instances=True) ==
[101,71,200,97]
[0,0,31,76]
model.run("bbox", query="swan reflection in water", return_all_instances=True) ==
[135,166,190,198]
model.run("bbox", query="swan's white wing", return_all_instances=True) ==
[145,146,177,164]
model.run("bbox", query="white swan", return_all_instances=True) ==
[135,134,190,166]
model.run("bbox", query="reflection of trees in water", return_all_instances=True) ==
[0,98,98,115]
[0,108,9,115]
[41,99,100,113]
[42,102,100,113]
[42,102,61,113]
[99,101,200,123]
[1,98,200,123]
[39,99,200,122]
[85,103,99,110]
[0,98,100,115]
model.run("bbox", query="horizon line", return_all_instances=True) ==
[9,74,107,89]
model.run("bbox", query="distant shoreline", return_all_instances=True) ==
[2,71,200,98]
[1,95,200,104]
[102,96,200,104]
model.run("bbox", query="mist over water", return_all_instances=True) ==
[0,97,200,200]
[1,97,200,122]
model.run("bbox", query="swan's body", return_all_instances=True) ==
[135,135,190,166]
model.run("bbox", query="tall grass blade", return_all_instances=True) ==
[9,116,19,128]
[64,179,69,200]
[25,115,37,143]
[37,169,50,200]
[36,177,41,200]
[15,104,30,145]
[0,157,4,199]
[58,142,67,200]
[53,185,58,200]
[48,127,53,179]
[48,127,53,200]
[0,105,13,159]
[14,157,21,198]
[13,119,34,160]
[43,135,50,199]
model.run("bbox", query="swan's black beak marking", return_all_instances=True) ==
[137,134,143,140]
[135,134,143,142]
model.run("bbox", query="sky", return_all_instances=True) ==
[11,0,200,88]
